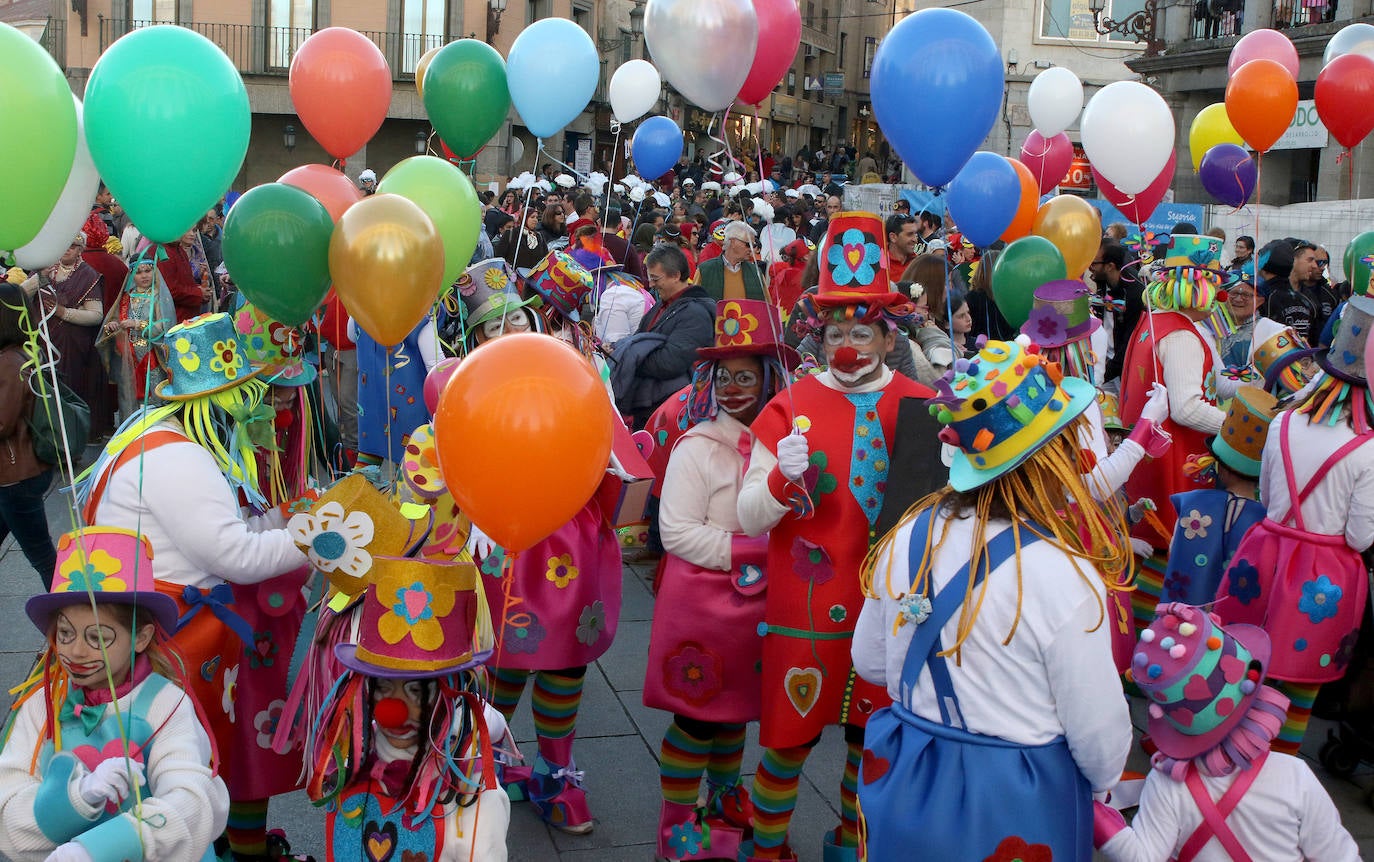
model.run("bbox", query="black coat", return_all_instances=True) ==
[612,285,716,424]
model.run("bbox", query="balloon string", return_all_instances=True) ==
[537,139,589,184]
[510,173,540,274]
[1024,136,1050,198]
[703,111,740,185]
[747,102,800,430]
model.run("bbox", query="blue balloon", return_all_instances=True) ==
[507,18,600,140]
[631,116,684,181]
[946,152,1020,247]
[870,9,1004,189]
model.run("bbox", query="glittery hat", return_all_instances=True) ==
[1020,280,1102,348]
[1147,234,1226,313]
[929,336,1096,492]
[524,250,595,322]
[1210,386,1278,478]
[1133,602,1270,760]
[1251,322,1316,395]
[813,212,908,312]
[155,312,262,401]
[27,527,179,634]
[456,257,540,335]
[232,300,317,387]
[1317,294,1374,385]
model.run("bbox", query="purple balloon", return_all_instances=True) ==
[1019,130,1074,195]
[1199,143,1257,209]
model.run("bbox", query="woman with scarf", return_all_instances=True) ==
[97,254,176,422]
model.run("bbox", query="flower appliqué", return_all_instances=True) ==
[56,548,126,594]
[1025,305,1070,345]
[1298,575,1342,624]
[791,537,835,585]
[826,228,882,287]
[502,612,547,655]
[545,553,580,589]
[222,664,239,723]
[375,566,459,651]
[576,600,606,646]
[717,302,759,347]
[174,336,199,372]
[249,631,278,670]
[983,835,1052,862]
[1226,560,1262,605]
[288,502,375,580]
[1181,510,1213,540]
[664,642,723,706]
[254,699,286,750]
[801,451,839,496]
[897,593,932,629]
[668,821,705,857]
[483,266,509,291]
[209,339,243,379]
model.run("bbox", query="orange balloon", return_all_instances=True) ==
[434,334,615,553]
[1225,58,1298,153]
[415,45,443,99]
[278,163,363,223]
[289,28,393,161]
[1000,158,1038,242]
[329,193,445,346]
[1032,194,1101,277]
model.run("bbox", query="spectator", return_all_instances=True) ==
[1300,241,1338,338]
[696,221,766,302]
[1229,234,1255,272]
[357,168,377,195]
[1094,239,1143,384]
[885,213,919,274]
[913,209,943,255]
[1258,239,1316,343]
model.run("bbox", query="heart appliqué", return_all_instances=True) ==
[1217,653,1245,683]
[784,667,823,717]
[363,821,398,862]
[1352,324,1363,336]
[200,655,221,682]
[861,749,890,784]
[843,243,864,269]
[1182,673,1213,701]
[737,565,763,588]
[1344,350,1359,366]
[254,634,273,657]
[403,588,430,622]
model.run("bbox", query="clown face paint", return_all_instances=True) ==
[371,678,430,751]
[822,321,892,387]
[714,356,765,423]
[52,605,151,690]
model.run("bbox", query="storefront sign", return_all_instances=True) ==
[823,72,845,98]
[1272,100,1328,150]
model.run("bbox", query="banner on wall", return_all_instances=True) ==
[1091,198,1206,237]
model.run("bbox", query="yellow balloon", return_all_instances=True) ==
[1032,195,1101,278]
[1189,103,1246,171]
[415,44,444,100]
[329,193,446,347]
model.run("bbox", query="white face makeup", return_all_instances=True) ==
[53,606,137,689]
[822,321,886,387]
[714,358,764,418]
[371,678,428,751]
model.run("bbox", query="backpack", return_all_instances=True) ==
[26,372,90,467]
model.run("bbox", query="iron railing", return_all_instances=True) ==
[40,16,65,69]
[1188,1,1244,40]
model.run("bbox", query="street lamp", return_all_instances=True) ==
[1088,0,1164,55]
[487,0,508,45]
[630,0,646,59]
[415,130,429,155]
[283,124,296,152]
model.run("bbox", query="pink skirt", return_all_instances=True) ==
[643,554,765,723]
[1215,518,1367,683]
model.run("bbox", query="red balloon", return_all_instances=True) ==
[737,0,803,106]
[1019,130,1074,196]
[1092,150,1177,226]
[1316,53,1374,150]
[278,164,363,222]
[289,28,392,161]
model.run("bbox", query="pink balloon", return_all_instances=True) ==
[737,0,802,107]
[1228,28,1299,79]
[1092,150,1177,226]
[1019,130,1074,195]
[423,356,461,415]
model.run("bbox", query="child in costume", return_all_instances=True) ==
[1162,387,1275,607]
[853,336,1134,862]
[353,311,441,470]
[736,211,935,861]
[1215,295,1374,754]
[76,313,309,861]
[645,299,799,862]
[309,558,510,862]
[1094,603,1359,861]
[0,527,229,861]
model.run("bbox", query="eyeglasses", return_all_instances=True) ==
[1315,259,1330,267]
[713,369,760,388]
[823,324,878,347]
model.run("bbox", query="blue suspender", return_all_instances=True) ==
[897,512,1040,726]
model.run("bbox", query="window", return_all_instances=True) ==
[863,36,876,78]
[528,0,551,24]
[130,0,176,22]
[787,69,796,96]
[267,0,314,70]
[402,0,446,74]
[572,2,592,36]
[1041,0,1147,43]
[839,32,846,69]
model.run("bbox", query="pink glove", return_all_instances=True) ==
[1093,800,1127,848]
[1127,419,1172,458]
[730,535,768,569]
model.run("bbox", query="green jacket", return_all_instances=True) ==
[694,256,767,303]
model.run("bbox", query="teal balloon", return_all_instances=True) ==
[378,156,481,291]
[423,40,510,160]
[85,25,250,243]
[507,18,600,140]
[222,183,335,327]
[0,22,77,252]
[992,236,1067,328]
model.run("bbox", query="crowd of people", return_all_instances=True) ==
[0,157,1366,862]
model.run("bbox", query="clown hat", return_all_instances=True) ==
[697,299,801,368]
[1317,294,1374,384]
[813,212,909,312]
[1160,234,1224,271]
[1133,602,1270,760]
[1210,386,1278,478]
[525,250,595,322]
[929,336,1096,492]
[335,557,485,678]
[1020,280,1101,348]
[1097,391,1126,432]
[232,300,317,387]
[1147,234,1226,313]
[27,528,179,634]
[155,313,262,401]
[456,258,540,335]
[1251,322,1317,394]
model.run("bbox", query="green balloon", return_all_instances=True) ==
[85,25,250,243]
[222,183,335,327]
[992,236,1068,329]
[423,40,510,160]
[0,23,77,252]
[1344,230,1374,296]
[378,156,481,290]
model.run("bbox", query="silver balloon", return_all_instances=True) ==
[510,136,525,165]
[1324,22,1374,66]
[644,0,758,113]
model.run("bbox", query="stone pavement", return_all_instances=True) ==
[2,475,1373,861]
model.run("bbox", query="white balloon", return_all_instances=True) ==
[610,60,662,125]
[510,136,525,165]
[1324,22,1374,66]
[760,223,796,263]
[1027,67,1083,137]
[16,95,100,269]
[645,0,758,113]
[1080,81,1175,196]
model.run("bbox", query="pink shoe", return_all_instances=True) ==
[657,800,743,861]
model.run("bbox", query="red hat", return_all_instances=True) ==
[566,217,597,238]
[697,299,801,367]
[813,211,909,312]
[782,238,813,262]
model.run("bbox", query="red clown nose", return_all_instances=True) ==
[832,346,864,372]
[373,697,409,729]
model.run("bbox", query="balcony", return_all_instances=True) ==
[40,16,65,69]
[96,18,444,80]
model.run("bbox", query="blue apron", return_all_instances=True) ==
[858,512,1093,862]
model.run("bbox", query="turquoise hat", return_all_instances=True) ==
[156,312,262,401]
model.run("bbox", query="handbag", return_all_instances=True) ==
[26,373,90,467]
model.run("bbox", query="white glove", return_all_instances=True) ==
[1139,382,1170,425]
[44,843,94,862]
[465,522,495,562]
[78,757,144,809]
[776,432,811,482]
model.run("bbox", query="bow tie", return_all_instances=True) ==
[59,690,106,735]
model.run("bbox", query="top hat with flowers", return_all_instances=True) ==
[27,527,179,634]
[697,299,801,367]
[1317,294,1374,385]
[1251,322,1317,394]
[812,212,910,313]
[525,250,596,322]
[927,335,1096,492]
[334,557,485,678]
[155,312,262,401]
[1210,386,1278,478]
[1132,602,1274,760]
[456,258,541,335]
[232,300,317,387]
[1020,280,1102,349]
[1147,234,1227,313]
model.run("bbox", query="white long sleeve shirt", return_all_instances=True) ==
[594,283,646,347]
[1158,327,1225,435]
[1260,409,1374,550]
[852,511,1132,792]
[659,412,752,571]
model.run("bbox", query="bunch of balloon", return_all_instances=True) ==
[222,183,335,326]
[1032,195,1101,278]
[1023,67,1082,195]
[85,25,250,244]
[377,157,482,293]
[289,28,392,165]
[1315,29,1374,196]
[507,18,600,172]
[424,40,510,162]
[993,237,1067,328]
[1224,31,1298,258]
[1188,103,1245,172]
[1198,144,1257,209]
[946,153,1021,249]
[1081,81,1175,197]
[1020,131,1074,197]
[1001,159,1040,243]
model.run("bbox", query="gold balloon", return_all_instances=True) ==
[329,193,446,347]
[1032,195,1101,278]
[415,45,444,100]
